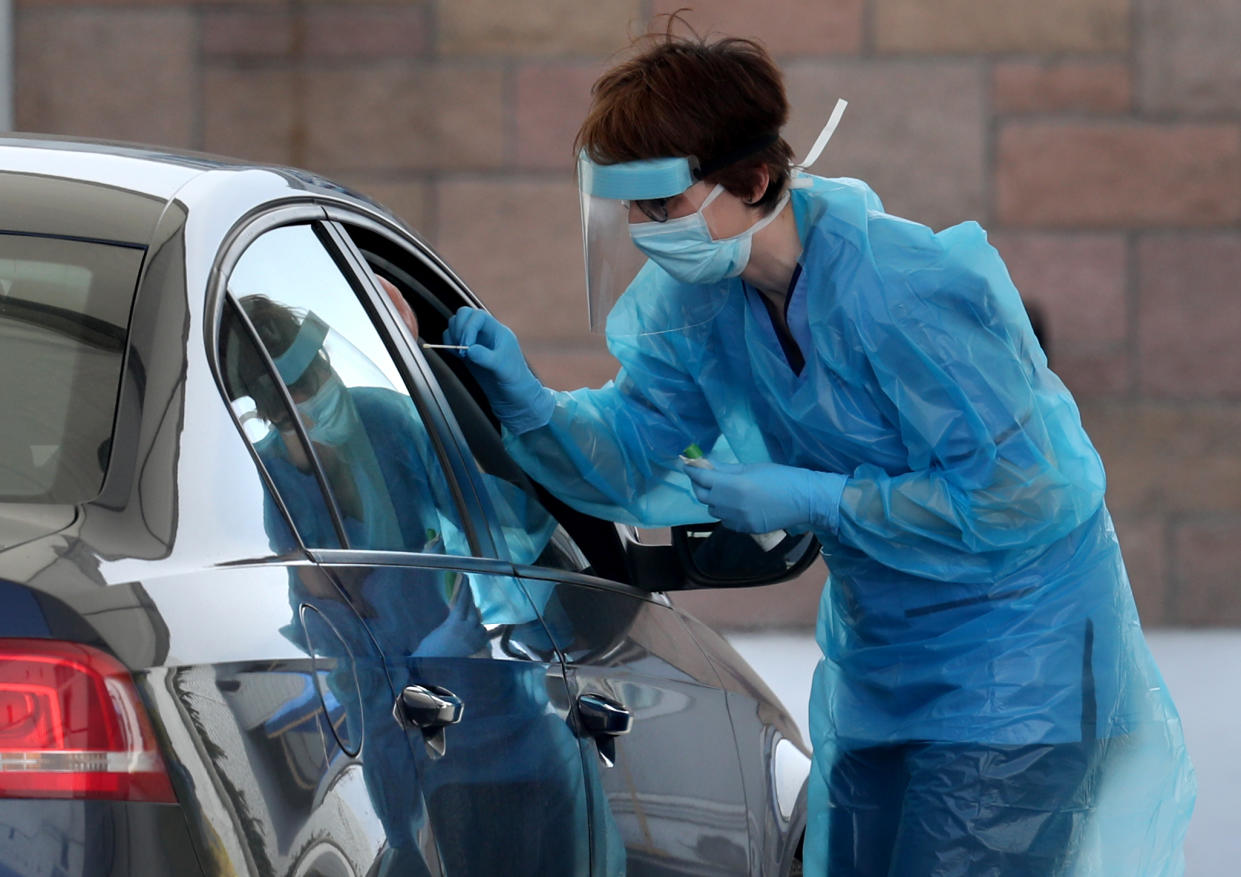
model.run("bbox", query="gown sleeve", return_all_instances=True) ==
[833,219,1107,580]
[501,325,721,528]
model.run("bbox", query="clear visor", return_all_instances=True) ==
[579,187,646,334]
[578,152,729,336]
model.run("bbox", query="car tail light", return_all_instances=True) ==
[0,638,176,802]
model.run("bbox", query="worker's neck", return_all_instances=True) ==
[740,202,801,302]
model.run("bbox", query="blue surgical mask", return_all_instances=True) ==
[628,184,790,285]
[296,372,356,446]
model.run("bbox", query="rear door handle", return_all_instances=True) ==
[577,693,633,736]
[397,684,464,729]
[395,684,463,759]
[576,694,632,768]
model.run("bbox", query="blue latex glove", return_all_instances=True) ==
[681,461,847,535]
[415,584,489,658]
[444,307,553,434]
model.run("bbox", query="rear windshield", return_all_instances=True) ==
[0,232,145,503]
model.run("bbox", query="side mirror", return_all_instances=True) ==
[625,523,820,591]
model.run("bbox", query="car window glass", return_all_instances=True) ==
[219,299,343,550]
[224,224,467,554]
[415,341,587,572]
[0,232,144,503]
[359,256,593,575]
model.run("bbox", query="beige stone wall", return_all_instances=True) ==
[13,0,1240,628]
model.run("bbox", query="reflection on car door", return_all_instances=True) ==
[519,576,756,875]
[327,561,594,876]
[217,293,436,875]
[222,219,594,875]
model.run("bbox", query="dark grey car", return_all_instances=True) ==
[0,135,813,876]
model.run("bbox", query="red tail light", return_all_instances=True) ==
[0,639,176,802]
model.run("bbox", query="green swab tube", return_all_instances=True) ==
[680,444,787,552]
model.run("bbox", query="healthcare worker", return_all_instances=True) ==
[445,29,1195,876]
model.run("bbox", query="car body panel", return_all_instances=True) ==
[0,799,203,875]
[323,560,594,875]
[677,613,811,874]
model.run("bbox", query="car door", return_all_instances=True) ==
[330,216,756,876]
[221,216,593,876]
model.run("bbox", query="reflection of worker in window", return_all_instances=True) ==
[237,292,459,554]
[231,292,617,875]
[227,294,470,868]
[233,292,593,874]
[234,284,562,588]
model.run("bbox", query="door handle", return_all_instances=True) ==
[577,693,633,737]
[395,684,464,759]
[577,694,632,768]
[573,694,630,739]
[397,684,464,729]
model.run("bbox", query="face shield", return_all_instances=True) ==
[577,101,848,337]
[270,310,329,386]
[578,152,731,336]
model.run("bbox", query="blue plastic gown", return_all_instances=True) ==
[503,174,1195,874]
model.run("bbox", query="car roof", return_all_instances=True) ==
[0,134,393,246]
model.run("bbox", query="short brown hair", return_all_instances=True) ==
[575,25,794,213]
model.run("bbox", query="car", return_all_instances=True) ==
[0,134,817,876]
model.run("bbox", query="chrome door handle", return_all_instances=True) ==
[577,693,632,737]
[576,693,632,768]
[395,684,464,760]
[396,684,464,730]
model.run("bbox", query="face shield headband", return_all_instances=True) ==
[270,311,329,384]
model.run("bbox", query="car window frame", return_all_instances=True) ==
[205,203,499,565]
[317,219,507,558]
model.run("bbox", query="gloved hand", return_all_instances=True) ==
[444,307,554,434]
[415,584,489,658]
[681,461,847,535]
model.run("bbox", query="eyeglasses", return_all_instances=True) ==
[628,198,671,223]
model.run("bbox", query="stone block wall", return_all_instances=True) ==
[13,0,1240,628]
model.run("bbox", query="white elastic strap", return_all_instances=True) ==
[699,183,727,212]
[800,98,848,169]
[737,189,790,238]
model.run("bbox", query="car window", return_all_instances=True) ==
[221,223,468,555]
[219,299,345,550]
[0,232,144,503]
[412,330,590,572]
[339,227,603,576]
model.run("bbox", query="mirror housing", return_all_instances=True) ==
[625,522,820,592]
